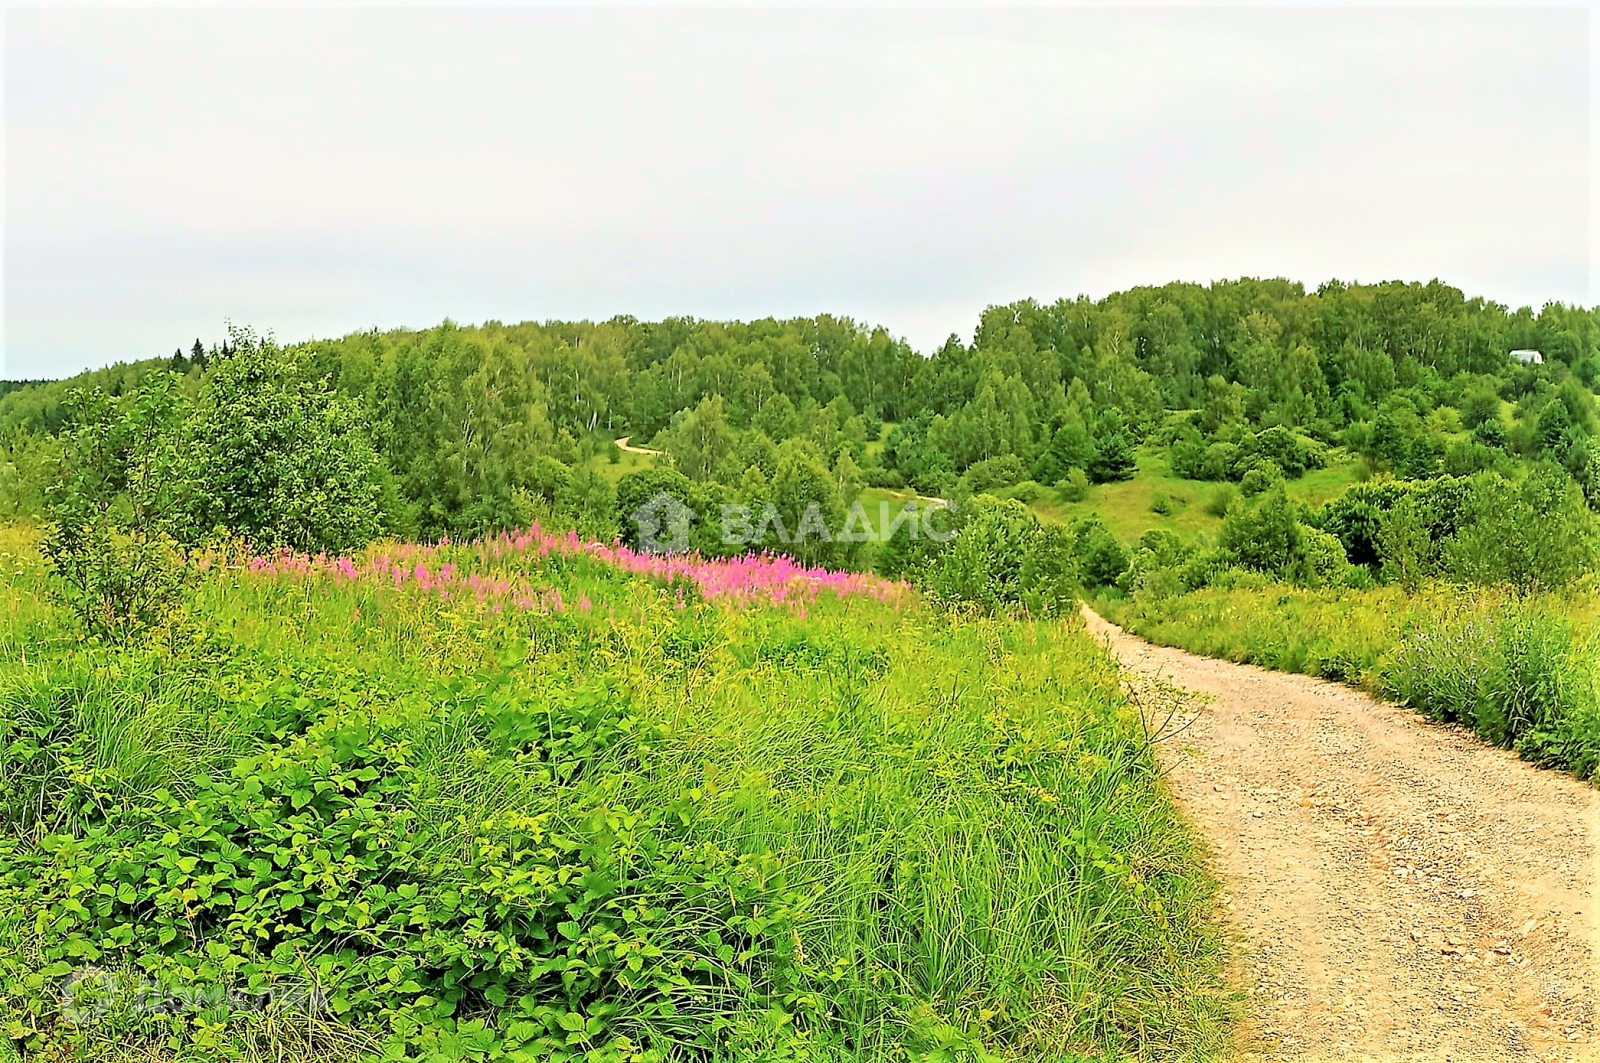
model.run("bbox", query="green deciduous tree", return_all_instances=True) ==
[187,329,384,553]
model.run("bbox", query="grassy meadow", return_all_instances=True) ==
[1030,450,1364,545]
[0,525,1230,1062]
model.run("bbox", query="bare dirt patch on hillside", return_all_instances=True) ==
[1083,608,1599,1062]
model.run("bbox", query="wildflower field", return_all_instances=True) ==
[0,526,1228,1062]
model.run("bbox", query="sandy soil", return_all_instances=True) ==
[1082,608,1599,1062]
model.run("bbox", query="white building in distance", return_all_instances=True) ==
[1509,349,1544,365]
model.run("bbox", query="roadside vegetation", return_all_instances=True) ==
[0,520,1230,1060]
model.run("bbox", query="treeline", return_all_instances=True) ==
[1114,467,1597,618]
[4,279,1598,603]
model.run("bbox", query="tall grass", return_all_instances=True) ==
[0,534,1231,1061]
[1115,582,1600,781]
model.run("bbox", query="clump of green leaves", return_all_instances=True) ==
[42,376,189,641]
[39,329,390,638]
[185,327,384,554]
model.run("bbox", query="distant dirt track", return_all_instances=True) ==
[614,436,663,456]
[1083,608,1599,1062]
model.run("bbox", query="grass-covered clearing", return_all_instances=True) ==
[0,527,1228,1062]
[1033,451,1362,545]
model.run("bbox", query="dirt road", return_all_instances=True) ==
[1082,608,1599,1062]
[614,436,663,456]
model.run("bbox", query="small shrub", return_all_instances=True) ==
[1150,492,1174,515]
[1299,526,1351,588]
[1218,485,1302,578]
[1203,485,1236,518]
[918,495,1078,615]
[1238,460,1284,498]
[959,454,1028,494]
[1072,514,1130,590]
[1003,479,1045,504]
[42,379,190,640]
[1055,467,1090,502]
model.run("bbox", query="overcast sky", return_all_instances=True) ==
[3,4,1594,379]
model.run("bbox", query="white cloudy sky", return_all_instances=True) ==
[3,4,1594,379]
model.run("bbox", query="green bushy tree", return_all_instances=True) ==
[1218,485,1302,578]
[919,495,1077,615]
[187,330,384,553]
[42,376,190,639]
[1071,514,1130,589]
[1447,467,1596,590]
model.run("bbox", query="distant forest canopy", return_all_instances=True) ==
[3,277,1598,542]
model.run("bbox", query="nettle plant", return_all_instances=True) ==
[0,668,813,1062]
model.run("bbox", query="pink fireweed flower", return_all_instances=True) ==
[243,523,906,614]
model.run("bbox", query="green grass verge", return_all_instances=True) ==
[1108,581,1600,782]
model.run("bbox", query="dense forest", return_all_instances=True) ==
[4,277,1599,607]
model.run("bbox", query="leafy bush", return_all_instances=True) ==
[1237,460,1283,498]
[1446,466,1597,590]
[1118,529,1192,599]
[918,495,1078,615]
[614,467,696,551]
[41,380,189,640]
[1299,526,1353,588]
[1001,479,1045,504]
[1055,467,1090,502]
[187,330,385,553]
[1218,485,1302,579]
[1072,514,1130,590]
[957,454,1027,494]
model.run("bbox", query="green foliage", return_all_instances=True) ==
[1087,415,1137,484]
[1218,486,1302,579]
[770,444,848,569]
[188,329,385,552]
[0,534,1229,1061]
[1298,526,1353,589]
[41,379,189,640]
[1071,514,1130,590]
[1446,467,1597,590]
[957,454,1027,495]
[1055,468,1090,503]
[614,468,696,551]
[917,496,1077,615]
[1237,461,1283,498]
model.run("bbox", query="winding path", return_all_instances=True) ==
[614,436,663,456]
[1082,608,1600,1062]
